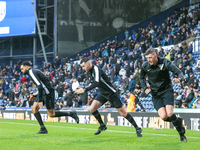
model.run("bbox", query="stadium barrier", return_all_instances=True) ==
[0,108,200,131]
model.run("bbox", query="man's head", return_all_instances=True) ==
[80,57,92,72]
[20,61,31,75]
[144,48,158,66]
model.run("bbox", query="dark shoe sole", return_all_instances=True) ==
[94,126,107,135]
[36,130,48,134]
[180,136,187,142]
[136,128,142,137]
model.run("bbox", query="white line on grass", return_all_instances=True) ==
[0,121,199,139]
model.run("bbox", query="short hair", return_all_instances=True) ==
[21,61,31,67]
[182,103,189,108]
[80,57,90,64]
[145,48,158,56]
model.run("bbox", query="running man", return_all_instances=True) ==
[139,48,187,142]
[75,57,142,137]
[20,61,79,134]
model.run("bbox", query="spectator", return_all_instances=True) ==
[122,74,129,92]
[182,103,189,108]
[119,66,126,79]
[128,74,136,93]
[181,41,188,54]
[54,100,63,110]
[188,73,198,86]
[187,42,193,54]
[72,78,80,92]
[187,53,194,65]
[56,82,64,97]
[63,88,74,107]
[174,54,183,67]
[174,93,182,108]
[124,30,129,40]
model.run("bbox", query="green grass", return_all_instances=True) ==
[0,119,199,150]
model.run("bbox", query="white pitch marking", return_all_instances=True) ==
[0,122,199,139]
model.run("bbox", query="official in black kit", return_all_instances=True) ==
[139,48,187,142]
[20,61,79,134]
[75,57,142,137]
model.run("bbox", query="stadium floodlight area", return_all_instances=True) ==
[0,0,36,37]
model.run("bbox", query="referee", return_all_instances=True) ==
[139,48,187,142]
[20,61,79,134]
[75,57,142,137]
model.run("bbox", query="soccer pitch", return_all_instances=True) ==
[0,119,199,150]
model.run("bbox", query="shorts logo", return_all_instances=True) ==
[0,1,6,22]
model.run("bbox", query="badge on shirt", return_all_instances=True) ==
[158,64,164,70]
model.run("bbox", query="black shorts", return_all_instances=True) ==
[94,92,123,109]
[152,89,174,111]
[34,90,55,109]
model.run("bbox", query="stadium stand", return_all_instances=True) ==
[1,4,200,113]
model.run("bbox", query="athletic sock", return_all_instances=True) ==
[54,111,71,117]
[169,114,183,136]
[125,113,138,129]
[34,112,45,129]
[92,110,104,125]
[164,117,171,122]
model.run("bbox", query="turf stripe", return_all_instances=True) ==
[0,121,199,139]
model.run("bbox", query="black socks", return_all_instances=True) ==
[34,112,45,129]
[169,114,177,122]
[164,117,171,122]
[92,110,104,125]
[54,111,71,117]
[169,114,183,136]
[125,113,139,129]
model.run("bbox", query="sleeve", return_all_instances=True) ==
[63,94,68,101]
[33,91,38,96]
[85,66,101,92]
[165,59,185,80]
[139,64,147,92]
[29,70,43,102]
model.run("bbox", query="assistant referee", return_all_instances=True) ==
[75,57,142,137]
[139,48,187,142]
[20,61,79,134]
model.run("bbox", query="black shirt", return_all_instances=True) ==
[85,65,116,97]
[139,57,185,96]
[27,68,53,102]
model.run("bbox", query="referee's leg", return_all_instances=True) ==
[46,91,79,123]
[116,106,142,137]
[90,100,107,135]
[47,108,79,124]
[166,105,187,142]
[158,105,187,142]
[90,100,104,126]
[32,102,48,134]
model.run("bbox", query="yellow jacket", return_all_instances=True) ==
[127,94,136,112]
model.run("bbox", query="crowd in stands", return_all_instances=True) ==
[1,5,200,112]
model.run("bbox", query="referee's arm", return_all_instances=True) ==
[85,66,101,92]
[29,70,43,102]
[166,59,185,80]
[139,65,148,92]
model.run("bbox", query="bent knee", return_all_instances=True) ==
[32,106,38,114]
[117,108,127,117]
[48,113,54,117]
[159,114,168,121]
[90,107,97,113]
[167,112,174,118]
[121,113,127,118]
